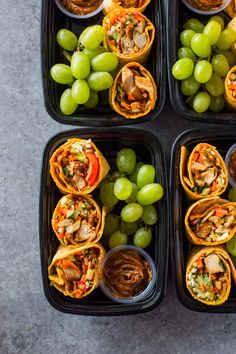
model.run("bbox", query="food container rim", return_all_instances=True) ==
[225,142,236,189]
[54,0,105,19]
[181,0,231,15]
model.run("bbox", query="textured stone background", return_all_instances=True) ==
[1,1,236,353]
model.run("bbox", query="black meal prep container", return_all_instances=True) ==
[41,0,166,126]
[170,128,236,313]
[167,0,236,124]
[39,128,169,315]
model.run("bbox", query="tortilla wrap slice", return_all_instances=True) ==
[224,0,236,18]
[48,243,105,299]
[50,138,110,195]
[109,61,157,119]
[186,246,236,306]
[185,197,236,245]
[224,65,236,110]
[180,144,228,200]
[103,9,155,65]
[103,0,151,15]
[52,194,106,246]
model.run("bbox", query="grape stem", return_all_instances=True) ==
[62,50,72,63]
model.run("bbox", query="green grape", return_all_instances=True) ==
[100,182,118,210]
[133,227,152,248]
[187,95,195,109]
[181,75,200,96]
[205,73,224,96]
[71,52,90,80]
[103,214,120,237]
[228,188,236,202]
[121,221,138,235]
[216,28,236,50]
[178,47,197,60]
[193,92,211,113]
[209,95,224,112]
[84,90,99,108]
[191,33,211,58]
[60,88,78,115]
[56,29,78,51]
[214,50,236,68]
[172,58,194,80]
[226,234,236,256]
[91,52,118,72]
[211,54,230,77]
[208,16,224,30]
[136,183,164,206]
[79,25,105,49]
[129,162,145,183]
[116,148,136,174]
[137,164,155,189]
[114,177,133,200]
[194,60,212,84]
[125,183,139,203]
[108,231,128,249]
[141,205,158,225]
[121,203,143,223]
[87,72,113,91]
[82,46,107,60]
[183,18,204,33]
[50,64,74,84]
[71,79,90,104]
[231,254,236,267]
[203,21,221,45]
[180,30,196,48]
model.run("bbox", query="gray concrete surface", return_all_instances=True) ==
[1,1,236,353]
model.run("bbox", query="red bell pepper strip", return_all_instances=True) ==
[85,151,99,186]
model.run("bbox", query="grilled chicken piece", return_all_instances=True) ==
[58,219,74,228]
[135,20,146,34]
[135,76,154,99]
[130,101,145,112]
[63,267,81,282]
[204,254,224,274]
[130,86,144,100]
[133,32,147,48]
[75,177,86,190]
[224,215,235,228]
[75,221,95,242]
[120,37,134,54]
[191,161,208,172]
[66,220,82,234]
[201,168,216,185]
[194,221,212,239]
[122,67,135,93]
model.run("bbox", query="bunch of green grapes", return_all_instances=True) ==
[99,148,164,249]
[172,16,236,113]
[50,26,119,115]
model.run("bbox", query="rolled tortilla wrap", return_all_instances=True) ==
[48,243,105,299]
[50,138,110,195]
[103,0,151,15]
[109,61,157,119]
[103,9,155,65]
[224,65,236,110]
[186,246,236,306]
[52,194,106,246]
[180,143,228,200]
[185,197,236,245]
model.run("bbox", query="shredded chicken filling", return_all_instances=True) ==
[54,195,99,245]
[51,248,98,297]
[56,139,99,191]
[189,205,236,242]
[188,146,226,195]
[115,66,154,113]
[107,13,148,55]
[187,253,228,302]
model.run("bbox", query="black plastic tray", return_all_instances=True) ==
[171,128,236,313]
[41,0,166,126]
[167,0,236,124]
[39,127,169,315]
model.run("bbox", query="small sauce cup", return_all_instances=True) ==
[225,143,236,189]
[100,245,156,304]
[181,0,231,15]
[55,0,105,19]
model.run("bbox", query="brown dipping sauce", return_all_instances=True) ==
[228,149,236,183]
[61,0,103,15]
[186,0,225,11]
[102,249,152,298]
